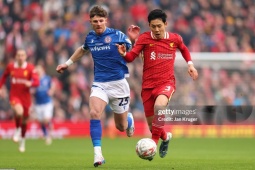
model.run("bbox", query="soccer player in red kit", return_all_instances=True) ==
[0,49,39,152]
[117,9,198,160]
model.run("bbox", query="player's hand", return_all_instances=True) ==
[188,64,198,80]
[56,64,68,73]
[24,80,32,87]
[128,25,140,42]
[116,44,126,56]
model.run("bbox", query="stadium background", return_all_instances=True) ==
[0,0,255,139]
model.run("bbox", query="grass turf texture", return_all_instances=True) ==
[0,138,254,170]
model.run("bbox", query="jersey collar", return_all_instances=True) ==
[14,61,27,68]
[92,27,108,36]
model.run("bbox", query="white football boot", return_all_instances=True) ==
[126,112,135,137]
[93,146,105,167]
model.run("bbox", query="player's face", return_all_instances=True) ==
[149,19,167,39]
[15,50,27,65]
[90,16,107,35]
[36,65,44,77]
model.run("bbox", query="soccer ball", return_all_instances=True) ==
[136,138,157,160]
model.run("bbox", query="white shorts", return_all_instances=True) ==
[35,102,54,121]
[90,79,130,114]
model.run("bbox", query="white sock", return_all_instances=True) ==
[94,146,102,155]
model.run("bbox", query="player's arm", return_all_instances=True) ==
[177,35,198,80]
[0,65,10,97]
[30,67,40,87]
[56,46,89,73]
[24,66,40,87]
[116,35,144,62]
[0,64,11,88]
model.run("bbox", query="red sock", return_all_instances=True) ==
[151,111,166,144]
[21,123,27,138]
[15,116,21,128]
[151,114,165,144]
[160,130,167,141]
[151,124,162,145]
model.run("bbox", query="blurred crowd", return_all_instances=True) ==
[0,0,255,123]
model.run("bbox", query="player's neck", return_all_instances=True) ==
[18,63,24,67]
[152,31,166,39]
[15,61,27,68]
[95,27,107,35]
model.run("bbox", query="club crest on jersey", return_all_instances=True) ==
[24,70,28,77]
[150,51,156,60]
[170,43,174,48]
[104,36,112,43]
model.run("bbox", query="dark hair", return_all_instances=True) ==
[148,9,167,23]
[89,5,108,18]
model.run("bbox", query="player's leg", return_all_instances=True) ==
[110,97,134,137]
[145,115,170,155]
[153,85,175,158]
[35,105,45,137]
[143,86,174,158]
[41,118,52,145]
[11,100,24,143]
[89,97,107,167]
[152,94,169,144]
[154,95,172,158]
[112,108,134,137]
[19,105,30,153]
[143,96,167,145]
[43,120,53,145]
[42,102,54,145]
[108,79,134,137]
[142,89,156,161]
[89,85,108,167]
[19,115,28,152]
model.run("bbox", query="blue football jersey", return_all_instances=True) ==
[34,75,52,105]
[82,27,132,82]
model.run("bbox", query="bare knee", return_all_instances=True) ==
[90,110,101,119]
[12,104,23,116]
[115,123,125,132]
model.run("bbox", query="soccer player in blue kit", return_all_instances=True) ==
[56,5,140,167]
[34,65,55,145]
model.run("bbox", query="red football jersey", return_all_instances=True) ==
[125,32,192,89]
[0,62,39,106]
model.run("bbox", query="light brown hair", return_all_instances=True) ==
[89,5,108,18]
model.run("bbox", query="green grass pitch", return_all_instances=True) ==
[0,137,254,170]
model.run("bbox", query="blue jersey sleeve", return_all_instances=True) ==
[116,31,132,51]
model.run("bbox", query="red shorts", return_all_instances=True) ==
[141,84,175,117]
[10,97,31,117]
